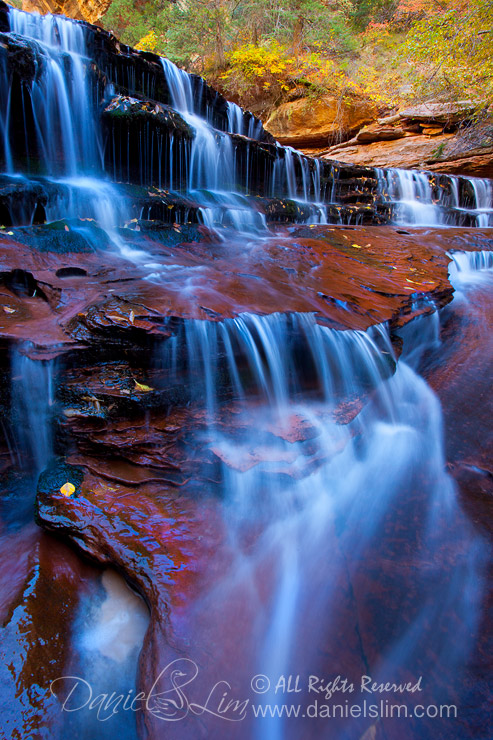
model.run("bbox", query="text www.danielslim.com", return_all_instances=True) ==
[251,701,458,720]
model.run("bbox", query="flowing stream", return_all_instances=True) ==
[0,7,491,740]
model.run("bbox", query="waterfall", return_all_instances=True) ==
[159,312,394,417]
[0,7,490,738]
[10,346,55,474]
[159,58,329,228]
[5,8,132,245]
[160,57,268,234]
[1,9,491,233]
[0,50,13,173]
[226,101,264,140]
[448,249,493,273]
[10,9,100,175]
[376,167,493,226]
[470,179,493,226]
[447,249,493,290]
[155,310,485,738]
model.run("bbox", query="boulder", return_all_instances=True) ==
[321,134,493,179]
[354,122,408,143]
[421,125,444,136]
[264,95,376,148]
[426,145,493,178]
[322,133,454,170]
[22,0,111,24]
[398,101,477,126]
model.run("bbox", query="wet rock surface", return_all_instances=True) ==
[0,5,492,740]
[3,223,486,740]
[0,223,484,344]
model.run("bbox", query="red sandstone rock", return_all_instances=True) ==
[2,224,488,354]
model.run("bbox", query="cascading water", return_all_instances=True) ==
[0,6,492,739]
[447,248,493,278]
[160,57,268,234]
[168,312,394,414]
[154,310,485,739]
[226,101,263,140]
[377,167,493,226]
[5,8,134,247]
[1,9,492,234]
[0,50,13,174]
[10,346,55,474]
[10,10,100,175]
[159,57,340,230]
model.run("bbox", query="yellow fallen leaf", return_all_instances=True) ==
[134,380,153,392]
[60,482,75,497]
[352,243,362,249]
[2,306,15,313]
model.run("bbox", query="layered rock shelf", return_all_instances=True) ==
[0,5,492,740]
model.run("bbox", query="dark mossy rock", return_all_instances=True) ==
[254,197,313,223]
[126,222,205,243]
[0,176,49,227]
[5,219,113,253]
[0,32,37,82]
[37,460,85,501]
[103,95,193,139]
[0,2,10,35]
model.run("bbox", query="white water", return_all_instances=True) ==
[448,248,493,281]
[377,167,493,226]
[0,51,14,173]
[6,9,142,259]
[78,569,149,663]
[0,10,490,738]
[10,9,100,175]
[67,569,149,740]
[2,10,492,236]
[159,310,485,738]
[161,57,270,235]
[471,179,493,227]
[161,57,330,230]
[11,346,55,473]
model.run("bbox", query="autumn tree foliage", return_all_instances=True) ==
[404,0,493,104]
[102,0,493,114]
